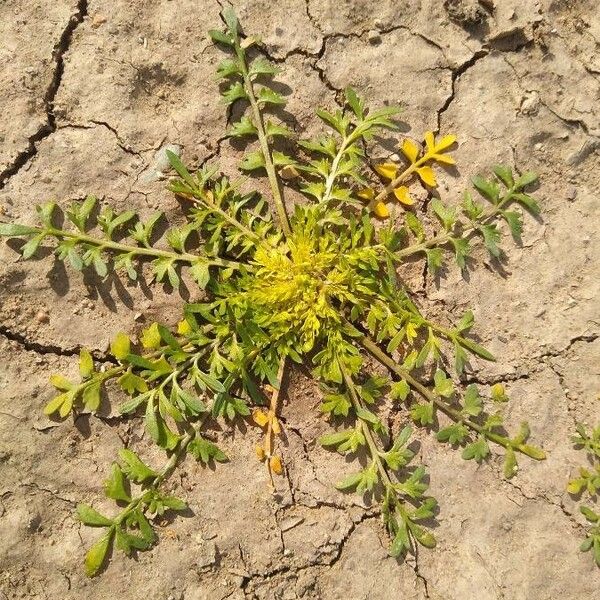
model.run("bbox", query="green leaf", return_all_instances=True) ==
[83,382,101,411]
[462,436,489,461]
[118,448,158,483]
[503,447,518,479]
[451,237,470,269]
[216,59,240,78]
[77,504,114,527]
[160,495,188,511]
[103,464,131,503]
[208,29,234,46]
[514,171,538,190]
[257,87,285,106]
[227,116,257,138]
[110,332,130,361]
[79,348,94,379]
[249,58,280,77]
[320,392,351,417]
[479,224,501,257]
[335,472,363,491]
[118,372,148,395]
[239,150,266,171]
[459,337,495,361]
[85,529,114,577]
[580,506,599,523]
[21,233,45,259]
[433,370,453,398]
[493,165,514,188]
[437,423,468,445]
[222,81,247,105]
[0,223,40,237]
[390,379,410,401]
[512,192,540,215]
[426,248,444,275]
[222,7,239,37]
[319,430,352,448]
[410,401,435,426]
[265,120,294,138]
[472,176,500,203]
[518,444,546,460]
[462,384,482,417]
[502,210,522,240]
[345,87,365,120]
[189,437,228,464]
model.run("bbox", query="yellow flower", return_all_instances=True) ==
[374,162,398,180]
[393,186,414,205]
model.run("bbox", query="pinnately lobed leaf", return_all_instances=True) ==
[0,7,557,578]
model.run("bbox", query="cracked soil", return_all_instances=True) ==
[1,1,599,599]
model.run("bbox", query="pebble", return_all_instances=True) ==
[35,310,49,323]
[91,14,107,28]
[565,186,577,201]
[367,30,381,44]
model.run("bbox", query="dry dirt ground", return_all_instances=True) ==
[1,0,599,598]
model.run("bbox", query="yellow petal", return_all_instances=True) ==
[373,201,390,218]
[393,186,414,206]
[424,131,435,153]
[435,134,457,152]
[416,166,437,187]
[432,153,456,166]
[252,409,269,428]
[269,455,283,475]
[255,444,266,460]
[375,162,398,181]
[357,187,375,200]
[401,139,419,163]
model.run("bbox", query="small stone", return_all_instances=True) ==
[565,186,577,201]
[35,310,49,323]
[367,30,381,44]
[91,14,107,28]
[534,142,543,151]
[520,91,540,116]
[154,143,182,172]
[134,312,144,321]
[196,541,217,569]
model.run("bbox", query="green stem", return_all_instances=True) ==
[322,134,355,204]
[340,363,393,487]
[45,227,241,269]
[346,322,536,455]
[387,191,515,261]
[236,47,291,238]
[114,415,208,526]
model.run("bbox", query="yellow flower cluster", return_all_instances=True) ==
[358,132,457,218]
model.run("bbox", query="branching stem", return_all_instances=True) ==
[44,227,241,269]
[347,322,543,457]
[236,47,291,238]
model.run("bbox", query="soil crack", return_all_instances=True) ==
[0,0,89,189]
